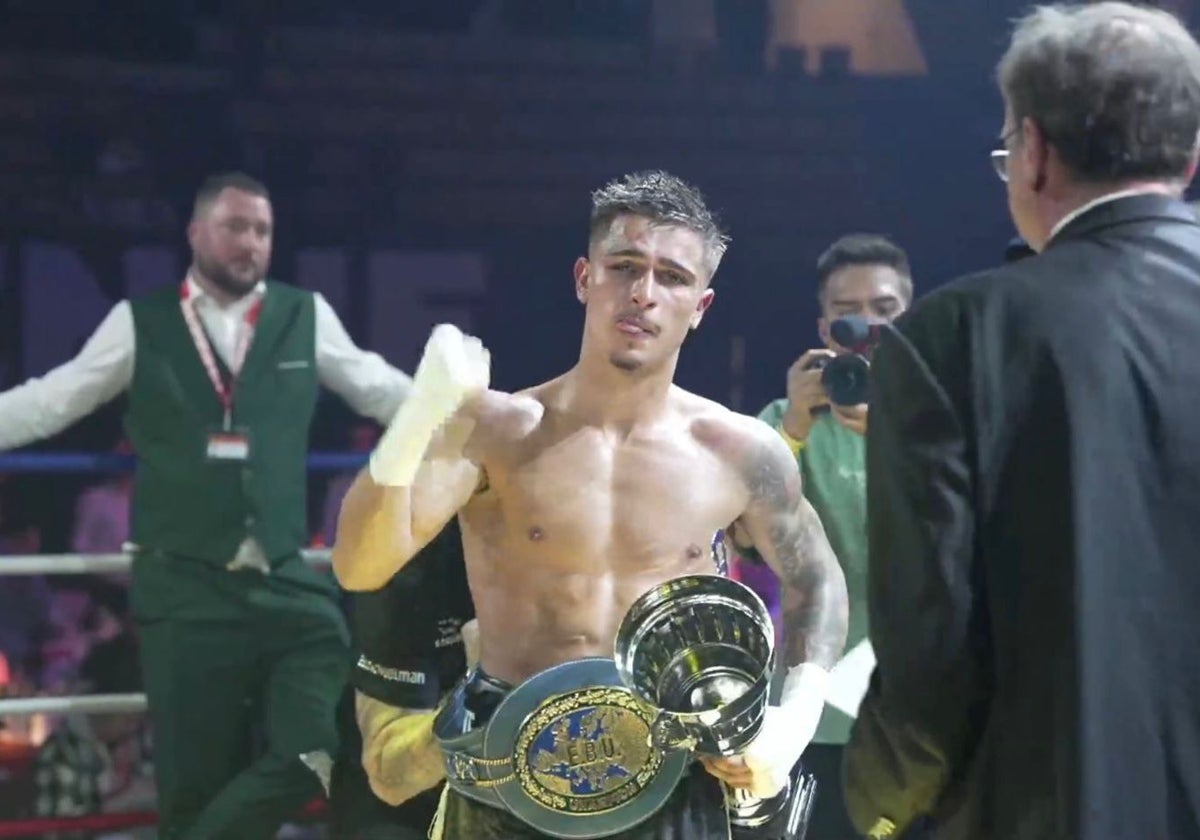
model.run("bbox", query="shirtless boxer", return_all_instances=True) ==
[334,171,849,838]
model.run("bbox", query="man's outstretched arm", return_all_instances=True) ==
[0,303,134,450]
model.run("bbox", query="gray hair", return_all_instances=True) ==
[589,170,731,277]
[997,2,1200,183]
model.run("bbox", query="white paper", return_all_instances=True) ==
[825,639,876,719]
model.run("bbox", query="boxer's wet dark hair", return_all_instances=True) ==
[193,171,270,220]
[816,233,913,305]
[589,170,730,275]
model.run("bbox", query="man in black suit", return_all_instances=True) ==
[842,3,1200,839]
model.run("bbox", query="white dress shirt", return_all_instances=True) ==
[0,277,411,451]
[0,277,411,571]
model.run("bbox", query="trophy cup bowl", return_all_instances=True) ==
[614,574,817,837]
[614,574,775,757]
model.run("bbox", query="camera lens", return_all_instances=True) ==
[820,355,871,406]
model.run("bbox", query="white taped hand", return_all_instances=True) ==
[741,663,830,798]
[369,324,490,487]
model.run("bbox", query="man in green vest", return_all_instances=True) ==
[0,172,414,839]
[736,233,913,839]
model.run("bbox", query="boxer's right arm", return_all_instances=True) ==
[333,325,490,591]
[0,303,134,450]
[333,413,482,591]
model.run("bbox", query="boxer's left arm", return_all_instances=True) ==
[736,428,848,671]
[701,425,848,796]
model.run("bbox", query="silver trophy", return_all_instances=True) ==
[614,574,795,831]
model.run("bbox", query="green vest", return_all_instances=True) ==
[758,400,868,744]
[126,281,318,568]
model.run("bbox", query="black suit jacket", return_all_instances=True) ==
[843,195,1200,840]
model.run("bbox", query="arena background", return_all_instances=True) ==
[0,1,1194,576]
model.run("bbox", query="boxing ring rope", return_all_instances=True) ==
[0,545,332,718]
[0,451,367,473]
[0,451,358,835]
[0,451,352,716]
[0,692,147,717]
[0,548,333,578]
[0,800,329,838]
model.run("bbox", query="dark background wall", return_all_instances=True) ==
[0,0,1195,547]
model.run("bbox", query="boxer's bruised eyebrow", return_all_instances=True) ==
[605,248,697,283]
[603,246,651,265]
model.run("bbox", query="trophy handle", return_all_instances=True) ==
[650,714,697,752]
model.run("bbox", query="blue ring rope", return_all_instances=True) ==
[0,452,369,473]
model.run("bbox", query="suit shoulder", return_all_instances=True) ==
[897,259,1043,339]
[907,264,1011,313]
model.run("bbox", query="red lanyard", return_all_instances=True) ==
[179,280,263,430]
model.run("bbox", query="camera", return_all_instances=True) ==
[804,316,882,407]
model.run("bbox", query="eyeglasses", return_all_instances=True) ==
[990,149,1009,182]
[991,127,1018,183]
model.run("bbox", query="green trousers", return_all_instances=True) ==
[132,551,350,840]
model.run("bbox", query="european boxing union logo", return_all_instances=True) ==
[515,687,662,815]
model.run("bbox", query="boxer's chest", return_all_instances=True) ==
[485,426,744,571]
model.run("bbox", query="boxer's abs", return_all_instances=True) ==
[470,555,717,685]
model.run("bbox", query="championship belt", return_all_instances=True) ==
[434,658,690,839]
[614,574,808,835]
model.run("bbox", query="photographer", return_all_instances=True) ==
[741,233,913,839]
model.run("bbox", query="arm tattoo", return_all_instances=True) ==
[740,436,848,670]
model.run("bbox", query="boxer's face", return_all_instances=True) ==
[575,214,715,373]
[188,187,273,299]
[818,264,909,352]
